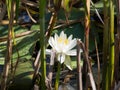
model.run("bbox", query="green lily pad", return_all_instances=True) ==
[8,60,34,90]
[0,25,39,64]
[58,8,85,20]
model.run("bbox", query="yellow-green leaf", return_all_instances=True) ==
[62,0,70,12]
[64,55,73,70]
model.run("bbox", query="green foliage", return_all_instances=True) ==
[0,3,100,67]
[64,55,73,70]
[55,8,99,51]
[8,61,34,90]
[58,8,85,20]
[0,26,39,64]
[6,0,12,19]
[62,0,71,12]
[0,0,115,89]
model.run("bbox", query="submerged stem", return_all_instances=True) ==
[55,62,61,90]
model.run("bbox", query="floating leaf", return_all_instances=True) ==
[8,61,34,90]
[0,25,39,64]
[64,55,73,70]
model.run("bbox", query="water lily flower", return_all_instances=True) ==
[48,31,78,70]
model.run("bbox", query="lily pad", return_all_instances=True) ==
[8,60,34,90]
[0,25,39,64]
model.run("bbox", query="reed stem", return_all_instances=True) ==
[39,0,46,89]
[55,62,61,90]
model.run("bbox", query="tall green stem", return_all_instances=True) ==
[102,0,114,89]
[109,0,114,87]
[55,62,61,90]
[102,0,109,89]
[39,0,46,90]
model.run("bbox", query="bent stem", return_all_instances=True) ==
[55,62,61,90]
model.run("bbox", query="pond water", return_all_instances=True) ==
[0,65,3,73]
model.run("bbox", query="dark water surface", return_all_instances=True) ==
[0,65,3,73]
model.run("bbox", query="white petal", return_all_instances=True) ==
[54,33,60,51]
[66,48,83,56]
[60,31,66,39]
[49,37,58,52]
[55,33,58,43]
[66,49,77,56]
[69,39,76,48]
[68,35,73,41]
[64,39,76,52]
[48,37,54,48]
[60,31,64,37]
[46,49,51,55]
[70,39,77,47]
[66,64,72,70]
[57,53,65,63]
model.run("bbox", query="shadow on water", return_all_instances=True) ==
[0,65,4,73]
[8,71,33,90]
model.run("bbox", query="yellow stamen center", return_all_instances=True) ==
[58,37,69,45]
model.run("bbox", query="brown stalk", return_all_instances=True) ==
[0,1,14,90]
[45,11,57,40]
[85,0,90,54]
[21,0,38,7]
[33,50,41,78]
[114,0,120,84]
[25,5,37,23]
[114,35,119,86]
[78,40,96,90]
[0,20,16,25]
[0,19,80,43]
[83,0,90,89]
[45,0,62,41]
[112,0,120,90]
[0,30,37,42]
[53,19,81,30]
[47,50,55,90]
[95,38,100,90]
[77,39,83,90]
